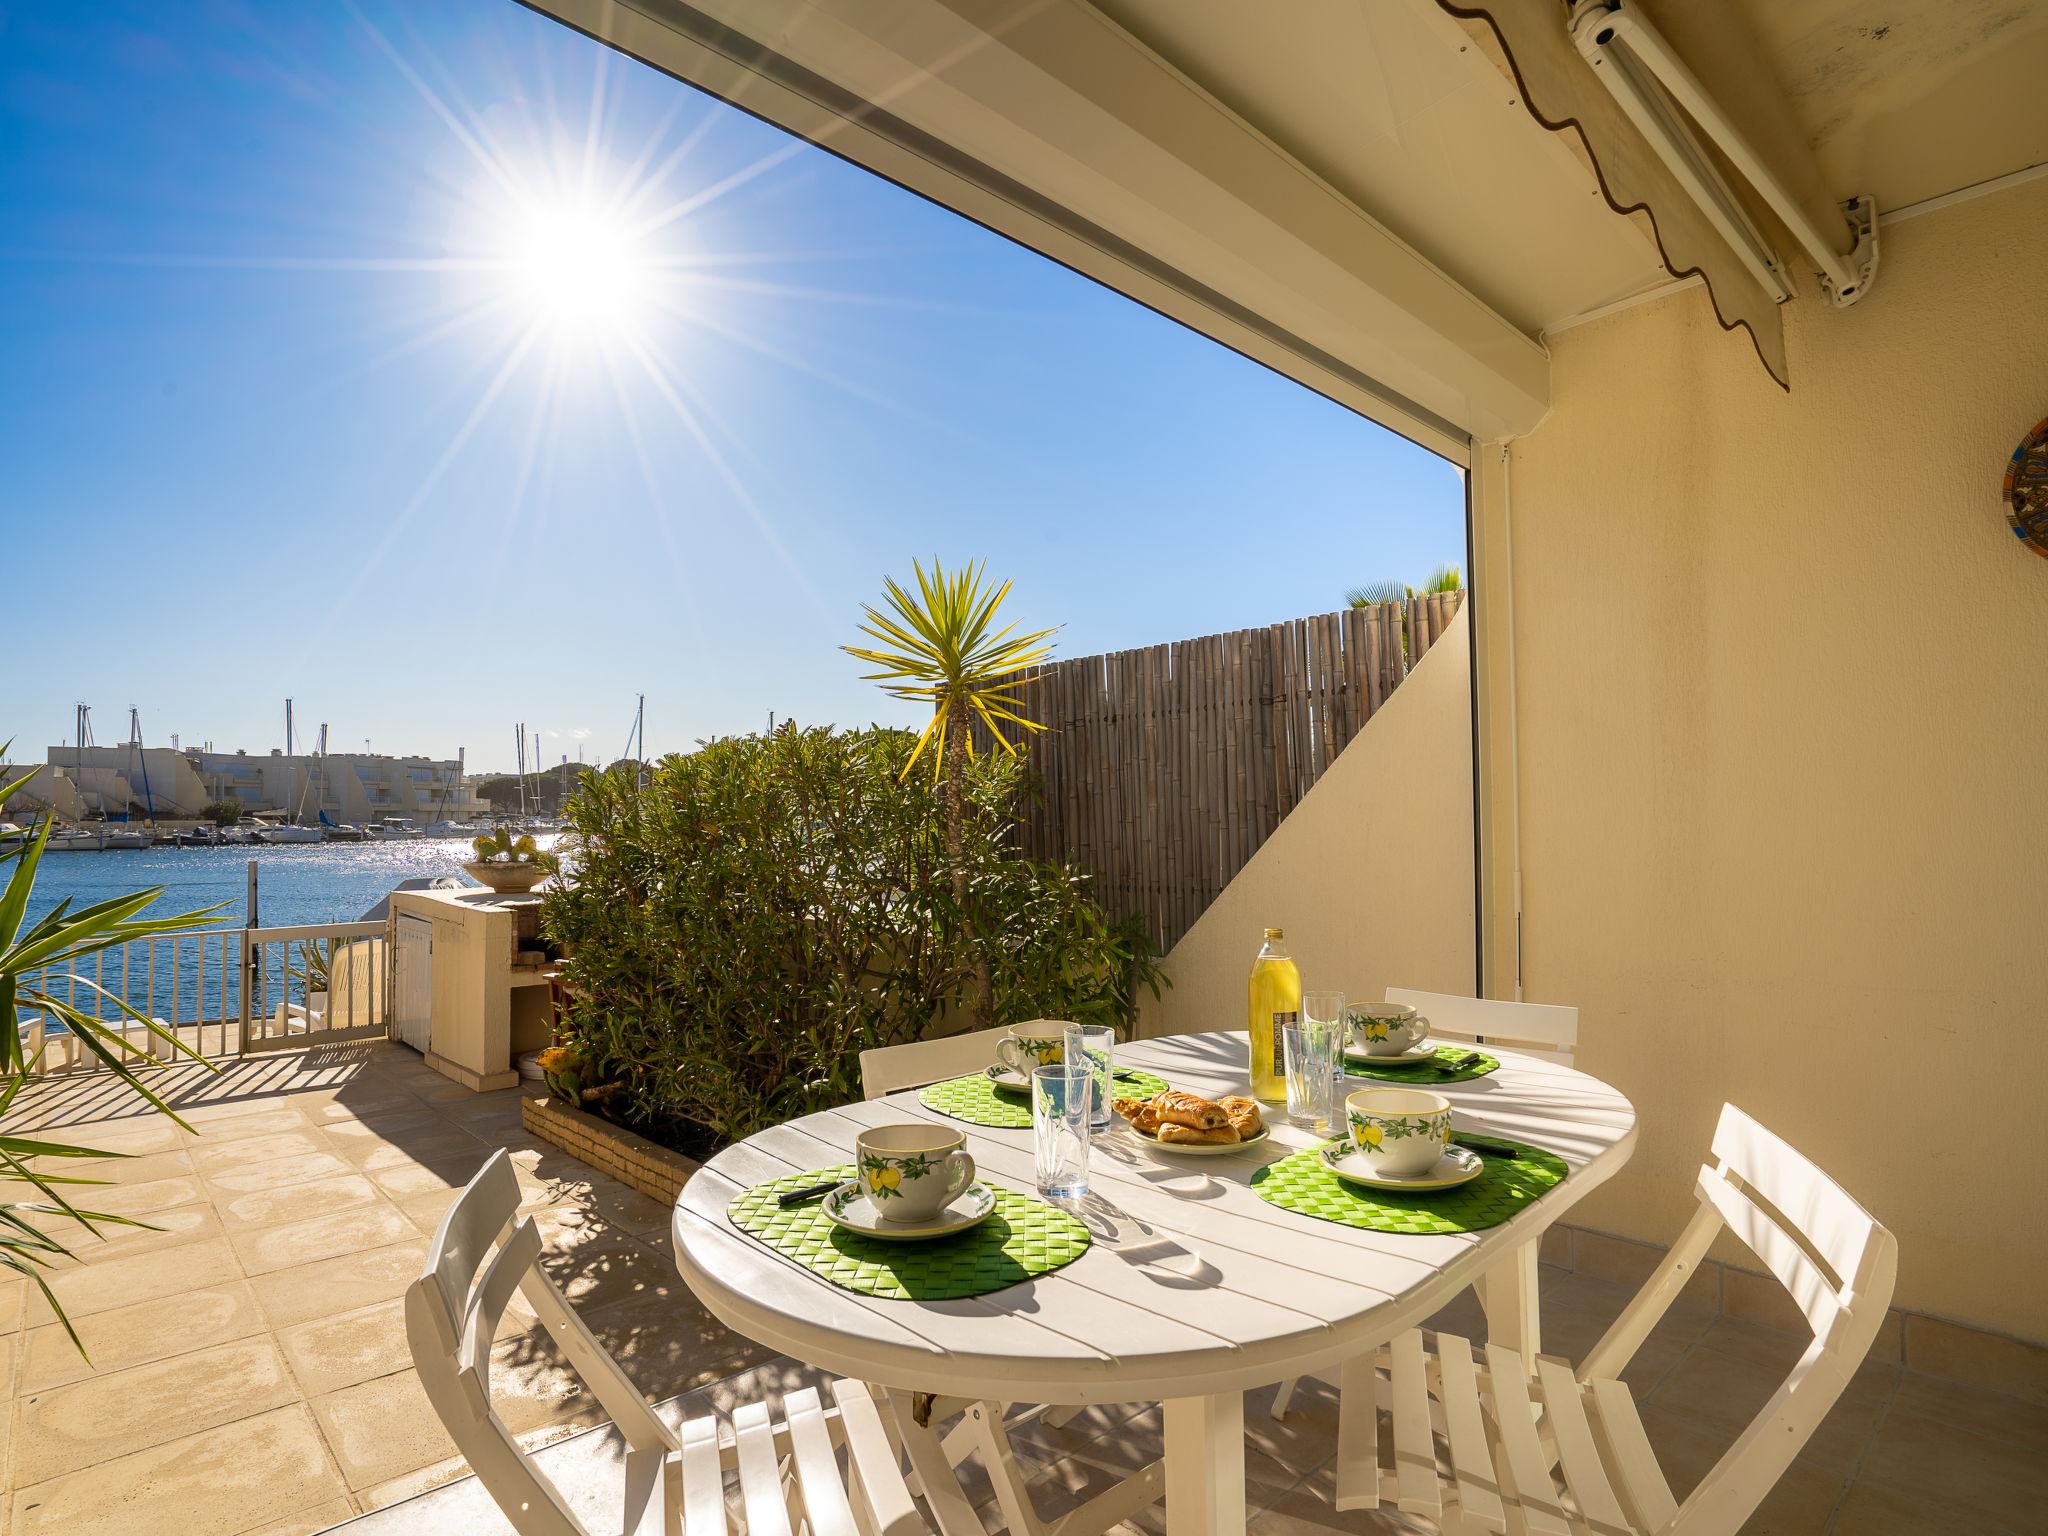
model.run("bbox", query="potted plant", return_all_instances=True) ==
[464,826,559,894]
[288,938,331,1026]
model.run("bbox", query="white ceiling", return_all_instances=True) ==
[1736,0,2048,210]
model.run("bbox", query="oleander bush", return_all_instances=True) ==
[542,724,1163,1147]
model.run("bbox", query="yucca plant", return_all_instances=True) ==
[845,560,1058,1024]
[0,753,224,1354]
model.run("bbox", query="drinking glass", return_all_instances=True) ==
[1065,1024,1116,1131]
[1033,1060,1091,1200]
[1287,991,1345,1131]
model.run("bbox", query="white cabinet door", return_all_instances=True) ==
[394,914,433,1053]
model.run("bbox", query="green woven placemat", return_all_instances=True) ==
[918,1068,1170,1128]
[1342,1045,1500,1083]
[1250,1136,1566,1234]
[727,1166,1092,1299]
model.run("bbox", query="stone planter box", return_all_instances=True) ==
[522,1093,697,1206]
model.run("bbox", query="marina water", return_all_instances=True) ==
[22,838,556,1029]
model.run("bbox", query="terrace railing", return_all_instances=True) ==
[14,918,392,1070]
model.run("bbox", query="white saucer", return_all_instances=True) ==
[1345,1039,1442,1067]
[983,1064,1032,1093]
[1129,1122,1270,1156]
[1320,1141,1483,1191]
[822,1181,998,1241]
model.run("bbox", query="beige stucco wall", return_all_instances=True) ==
[1139,607,1476,1038]
[1473,175,2048,1341]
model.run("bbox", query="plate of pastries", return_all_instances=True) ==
[1111,1089,1267,1154]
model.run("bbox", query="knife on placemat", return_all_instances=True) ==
[776,1179,844,1207]
[1452,1135,1524,1161]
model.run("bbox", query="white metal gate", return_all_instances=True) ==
[239,921,391,1053]
[393,914,433,1054]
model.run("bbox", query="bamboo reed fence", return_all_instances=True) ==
[974,592,1463,954]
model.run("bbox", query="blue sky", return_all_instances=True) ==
[0,0,1461,774]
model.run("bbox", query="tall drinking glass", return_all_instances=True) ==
[1033,1061,1090,1200]
[1287,991,1345,1131]
[1065,1024,1116,1131]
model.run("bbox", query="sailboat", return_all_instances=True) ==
[262,700,323,842]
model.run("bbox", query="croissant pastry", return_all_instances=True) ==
[1111,1096,1164,1133]
[1217,1096,1263,1138]
[1158,1122,1241,1144]
[1151,1090,1230,1131]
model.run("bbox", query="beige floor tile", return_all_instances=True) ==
[308,1092,429,1123]
[19,1280,267,1393]
[78,1146,194,1186]
[1851,1399,2048,1527]
[182,1104,316,1144]
[249,1238,432,1329]
[522,1232,680,1316]
[391,1185,464,1233]
[1890,1369,2048,1452]
[41,1118,184,1157]
[1642,1342,1893,1473]
[49,1200,224,1260]
[1903,1313,2048,1406]
[368,1155,488,1199]
[217,1171,383,1232]
[14,1336,298,1483]
[230,1202,417,1276]
[319,1108,452,1144]
[204,1148,355,1194]
[189,1130,330,1176]
[62,1171,206,1220]
[519,1199,635,1254]
[340,1131,494,1174]
[480,1327,610,1438]
[235,1495,360,1536]
[409,1078,481,1105]
[1830,1476,2021,1535]
[173,1096,313,1129]
[0,1278,24,1336]
[309,1368,462,1490]
[356,1453,474,1511]
[277,1297,414,1399]
[9,1401,347,1536]
[572,1176,673,1237]
[23,1235,241,1326]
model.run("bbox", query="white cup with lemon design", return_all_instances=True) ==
[1347,1000,1431,1057]
[995,1025,1066,1076]
[854,1124,976,1222]
[1344,1087,1453,1176]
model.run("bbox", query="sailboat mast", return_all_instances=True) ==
[128,707,156,827]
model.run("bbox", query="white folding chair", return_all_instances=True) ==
[406,1149,926,1536]
[1273,989,1580,1418]
[1385,987,1580,1063]
[857,1021,1068,1099]
[1331,1103,1897,1535]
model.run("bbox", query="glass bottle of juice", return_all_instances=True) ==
[1248,928,1300,1104]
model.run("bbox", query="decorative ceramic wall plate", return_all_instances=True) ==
[2006,416,2048,558]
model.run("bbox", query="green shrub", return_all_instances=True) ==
[542,725,1163,1145]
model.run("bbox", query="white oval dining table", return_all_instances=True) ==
[671,1029,1637,1536]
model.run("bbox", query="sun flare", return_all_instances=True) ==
[501,194,651,332]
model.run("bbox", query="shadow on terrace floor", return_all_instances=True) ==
[0,1040,768,1536]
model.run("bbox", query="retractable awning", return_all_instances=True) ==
[520,0,2048,440]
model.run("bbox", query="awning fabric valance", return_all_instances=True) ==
[1438,0,1791,389]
